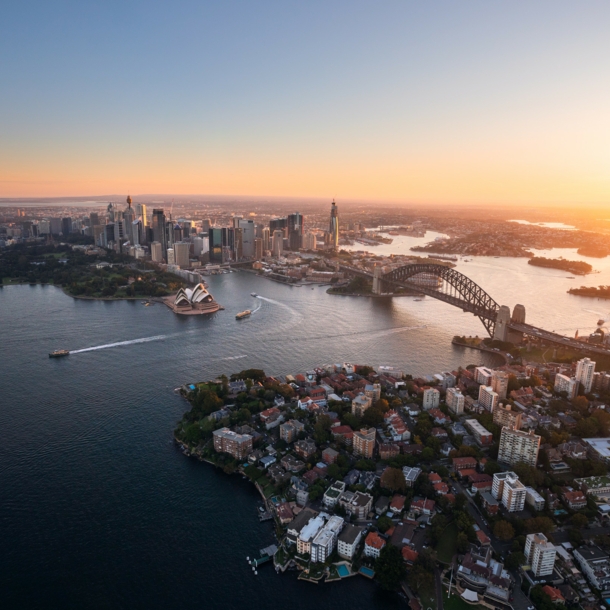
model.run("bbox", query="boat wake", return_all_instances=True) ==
[219,355,248,361]
[70,334,168,354]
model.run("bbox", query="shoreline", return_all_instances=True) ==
[451,338,509,365]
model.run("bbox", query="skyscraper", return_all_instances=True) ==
[272,229,284,257]
[238,219,255,258]
[262,227,270,252]
[329,200,338,249]
[287,212,304,251]
[123,195,135,244]
[61,217,72,236]
[136,203,148,227]
[174,242,190,268]
[152,209,167,257]
[498,427,541,466]
[208,228,223,263]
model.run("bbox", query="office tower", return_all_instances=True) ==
[167,248,175,265]
[201,219,211,234]
[493,404,522,430]
[303,232,317,250]
[90,213,100,227]
[238,219,255,257]
[269,217,287,234]
[232,216,243,228]
[151,241,163,262]
[131,220,141,246]
[287,212,304,250]
[254,238,263,260]
[193,236,204,257]
[478,385,498,412]
[353,428,376,458]
[272,229,284,257]
[123,196,135,243]
[329,200,338,249]
[554,374,578,399]
[208,228,223,263]
[525,534,557,577]
[255,223,264,239]
[38,219,50,235]
[172,223,182,244]
[49,217,62,234]
[446,387,465,415]
[93,225,105,246]
[575,357,596,393]
[262,227,270,251]
[491,371,509,400]
[233,227,244,260]
[174,242,190,268]
[498,427,541,466]
[61,217,72,235]
[136,203,148,227]
[152,209,167,256]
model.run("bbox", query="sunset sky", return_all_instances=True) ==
[1,1,609,204]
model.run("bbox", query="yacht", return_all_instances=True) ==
[49,349,70,358]
[236,310,252,320]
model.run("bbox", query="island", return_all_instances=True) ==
[528,256,592,275]
[568,285,610,299]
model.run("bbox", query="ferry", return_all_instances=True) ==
[250,292,258,297]
[236,310,252,320]
[49,349,70,358]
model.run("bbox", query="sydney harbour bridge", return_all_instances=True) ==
[339,263,610,357]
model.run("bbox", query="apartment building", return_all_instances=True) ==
[493,404,522,430]
[311,515,344,563]
[422,387,440,410]
[353,428,376,458]
[491,370,509,400]
[465,419,493,446]
[574,546,610,590]
[351,393,372,417]
[525,486,545,511]
[337,524,363,560]
[575,357,596,394]
[279,419,305,444]
[475,366,493,386]
[554,373,578,400]
[446,387,465,415]
[498,426,541,467]
[525,533,557,577]
[212,427,253,459]
[492,471,526,512]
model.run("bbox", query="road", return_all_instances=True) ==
[452,479,531,610]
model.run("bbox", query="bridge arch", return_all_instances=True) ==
[380,263,500,336]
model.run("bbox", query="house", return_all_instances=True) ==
[297,397,314,410]
[389,494,406,514]
[390,521,417,548]
[339,490,373,518]
[542,586,565,605]
[434,482,449,495]
[379,443,400,460]
[280,454,306,473]
[268,464,291,486]
[411,498,435,516]
[429,408,451,425]
[276,502,294,525]
[294,439,317,460]
[428,472,442,484]
[562,490,587,510]
[309,386,327,406]
[322,447,339,465]
[375,496,390,516]
[402,466,422,488]
[323,481,346,509]
[302,470,319,486]
[431,427,448,440]
[259,407,280,422]
[259,455,277,469]
[286,508,317,544]
[480,491,499,515]
[475,528,491,546]
[364,532,386,558]
[402,546,419,564]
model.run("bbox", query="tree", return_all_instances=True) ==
[374,398,390,413]
[513,462,544,487]
[362,408,383,427]
[483,460,502,476]
[524,517,555,536]
[493,520,515,541]
[457,532,469,554]
[377,515,393,533]
[375,544,406,591]
[380,467,406,493]
[505,551,526,570]
[327,463,341,480]
[571,513,588,529]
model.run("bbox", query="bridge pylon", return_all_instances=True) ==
[493,306,511,341]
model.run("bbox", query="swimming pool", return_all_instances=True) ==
[337,565,350,577]
[359,566,375,578]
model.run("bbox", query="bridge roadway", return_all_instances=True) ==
[339,264,610,357]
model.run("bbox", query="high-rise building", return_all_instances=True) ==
[49,217,62,234]
[89,213,100,228]
[238,219,255,257]
[498,427,541,467]
[167,248,175,265]
[61,217,72,236]
[492,471,526,512]
[150,241,163,263]
[422,387,440,410]
[474,366,493,386]
[554,374,578,399]
[254,238,263,260]
[525,533,557,577]
[303,232,317,250]
[174,242,190,269]
[269,217,287,234]
[287,212,304,251]
[208,228,223,263]
[353,428,376,458]
[262,227,270,252]
[38,219,50,235]
[478,385,499,412]
[152,209,167,257]
[446,387,465,415]
[272,229,284,257]
[493,404,522,430]
[329,200,339,249]
[491,371,509,400]
[136,203,148,228]
[123,196,135,244]
[575,357,596,393]
[193,236,205,257]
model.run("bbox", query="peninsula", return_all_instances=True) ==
[528,256,592,275]
[568,285,610,299]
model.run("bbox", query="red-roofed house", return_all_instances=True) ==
[562,490,586,510]
[389,494,406,514]
[542,585,565,605]
[431,427,449,440]
[475,529,491,546]
[457,468,477,480]
[433,482,449,495]
[411,498,435,516]
[429,408,451,425]
[379,443,400,460]
[364,532,386,558]
[309,386,327,406]
[402,546,419,564]
[331,425,354,446]
[260,407,280,422]
[428,473,442,483]
[452,457,477,473]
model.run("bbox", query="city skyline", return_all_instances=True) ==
[2,1,609,205]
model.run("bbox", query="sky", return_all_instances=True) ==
[1,1,609,205]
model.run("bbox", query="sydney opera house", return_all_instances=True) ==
[163,283,221,315]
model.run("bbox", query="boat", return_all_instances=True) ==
[567,276,575,279]
[49,349,69,358]
[236,310,252,320]
[250,292,258,297]
[414,298,423,302]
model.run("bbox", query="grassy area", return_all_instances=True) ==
[419,584,436,610]
[435,522,458,564]
[443,591,485,610]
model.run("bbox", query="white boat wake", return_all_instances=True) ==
[70,334,168,354]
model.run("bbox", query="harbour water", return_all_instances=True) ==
[2,241,610,608]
